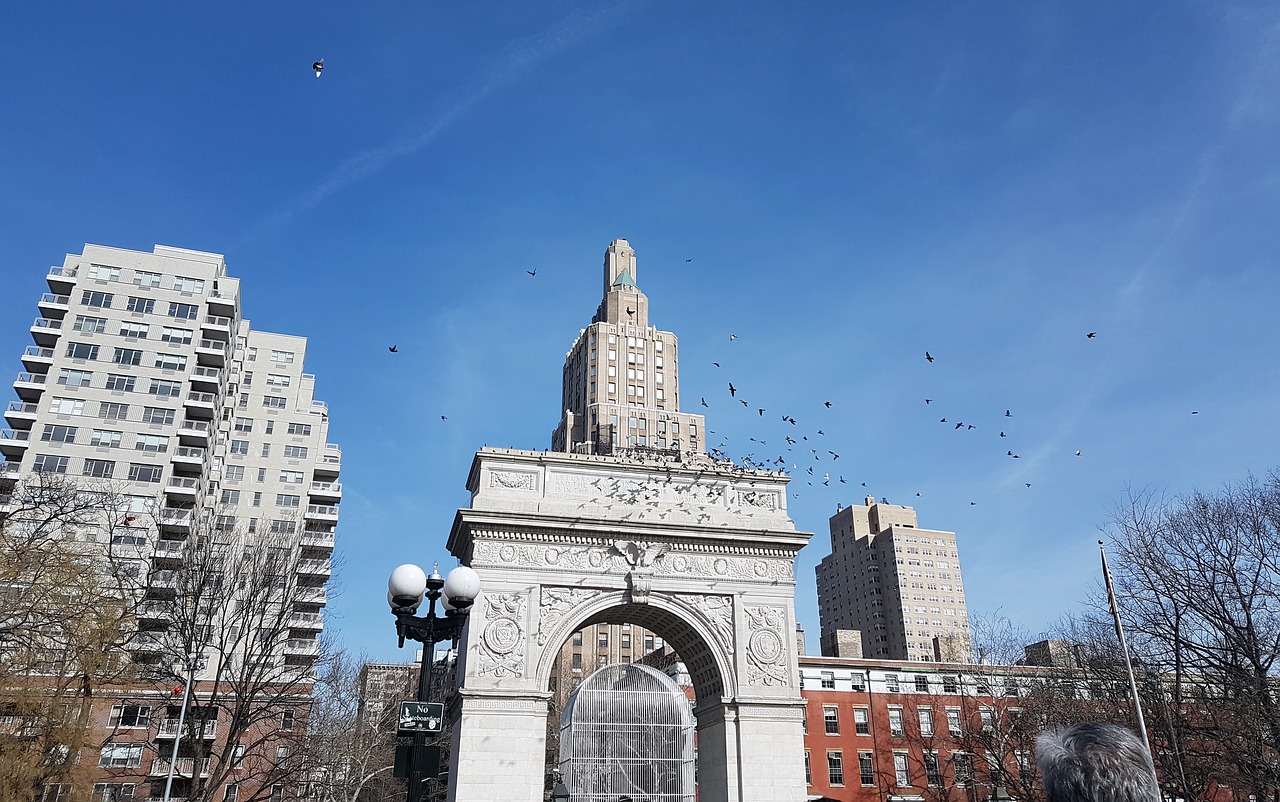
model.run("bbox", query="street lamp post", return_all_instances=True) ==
[387,562,481,802]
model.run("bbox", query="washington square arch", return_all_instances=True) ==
[438,240,814,801]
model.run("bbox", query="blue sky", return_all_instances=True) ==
[3,1,1279,662]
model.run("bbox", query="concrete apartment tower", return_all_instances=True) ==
[0,244,338,795]
[815,497,970,661]
[551,239,706,455]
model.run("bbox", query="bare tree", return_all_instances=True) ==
[0,473,145,801]
[1103,472,1280,800]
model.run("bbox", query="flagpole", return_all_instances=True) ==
[1099,541,1152,748]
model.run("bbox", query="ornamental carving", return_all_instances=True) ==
[489,470,536,491]
[682,594,735,657]
[477,592,527,678]
[744,605,788,687]
[470,541,793,584]
[732,489,780,510]
[537,586,602,645]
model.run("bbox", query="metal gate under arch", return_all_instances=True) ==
[559,662,695,802]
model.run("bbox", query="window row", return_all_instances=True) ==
[80,290,202,319]
[45,397,178,424]
[63,342,191,373]
[33,454,164,482]
[85,265,206,294]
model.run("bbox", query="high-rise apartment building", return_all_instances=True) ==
[551,239,705,456]
[816,497,970,662]
[0,243,339,798]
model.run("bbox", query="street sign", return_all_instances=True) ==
[397,701,445,735]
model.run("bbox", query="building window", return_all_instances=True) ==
[82,459,115,479]
[142,407,174,425]
[280,710,295,731]
[942,676,959,694]
[125,296,152,314]
[154,353,187,371]
[66,342,100,361]
[224,786,238,802]
[263,396,287,409]
[221,490,240,505]
[225,466,244,481]
[105,374,136,392]
[859,752,875,785]
[91,430,122,448]
[894,753,910,787]
[823,706,839,735]
[270,350,295,364]
[918,707,934,736]
[58,369,93,387]
[853,707,870,735]
[827,752,845,786]
[261,443,271,457]
[73,315,108,333]
[33,454,69,474]
[230,440,249,455]
[804,752,811,786]
[267,373,291,387]
[108,704,151,728]
[83,291,114,309]
[40,424,77,443]
[128,463,162,483]
[133,270,161,288]
[888,707,904,736]
[92,784,135,802]
[87,264,122,281]
[112,348,142,366]
[148,379,182,397]
[234,417,253,433]
[571,652,582,669]
[820,671,835,689]
[885,674,900,693]
[98,743,143,768]
[572,632,583,646]
[283,445,308,459]
[947,708,962,736]
[953,752,973,785]
[168,302,199,320]
[850,673,867,692]
[287,423,312,436]
[924,751,943,786]
[173,276,205,293]
[598,631,609,648]
[276,494,300,508]
[915,675,930,692]
[119,322,149,339]
[232,744,246,767]
[280,470,304,484]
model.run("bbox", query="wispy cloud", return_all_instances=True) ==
[240,1,637,243]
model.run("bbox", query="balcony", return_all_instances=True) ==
[183,391,218,419]
[297,559,332,578]
[300,530,334,550]
[0,492,13,515]
[289,611,324,631]
[46,265,79,293]
[136,600,174,622]
[200,315,232,340]
[314,444,342,477]
[131,631,168,653]
[309,400,328,417]
[21,345,54,372]
[158,507,194,533]
[0,429,31,459]
[152,539,186,561]
[165,476,200,501]
[5,401,39,429]
[171,446,206,470]
[206,290,236,316]
[37,293,71,317]
[304,504,338,522]
[308,481,342,502]
[0,462,19,483]
[29,317,63,347]
[189,366,221,389]
[194,339,227,367]
[296,586,328,606]
[150,757,211,778]
[284,638,320,658]
[13,372,48,401]
[177,419,212,446]
[157,719,217,739]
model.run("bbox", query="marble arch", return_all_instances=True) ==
[443,447,812,802]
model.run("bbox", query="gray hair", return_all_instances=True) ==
[1036,722,1160,802]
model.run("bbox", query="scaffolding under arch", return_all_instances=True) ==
[559,662,695,802]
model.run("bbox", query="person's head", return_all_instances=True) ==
[1036,723,1159,802]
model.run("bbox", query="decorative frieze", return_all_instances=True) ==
[489,470,537,491]
[744,606,789,687]
[477,592,527,678]
[537,586,602,645]
[471,540,794,584]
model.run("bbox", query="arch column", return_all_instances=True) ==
[447,690,551,802]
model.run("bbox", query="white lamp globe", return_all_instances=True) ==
[388,563,428,609]
[443,565,481,609]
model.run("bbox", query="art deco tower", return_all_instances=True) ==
[551,239,706,456]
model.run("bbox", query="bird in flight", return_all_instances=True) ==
[700,397,708,407]
[1025,483,1032,487]
[999,431,1006,438]
[712,362,720,368]
[527,269,537,277]
[824,401,832,408]
[925,399,932,404]
[1005,409,1012,417]
[757,408,765,416]
[925,351,934,362]
[312,59,324,78]
[1086,332,1097,339]
[388,345,398,353]
[740,400,749,408]
[1075,450,1082,456]
[955,422,964,430]
[440,415,447,421]
[728,382,736,397]
[626,307,635,317]
[729,333,737,341]
[685,259,693,263]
